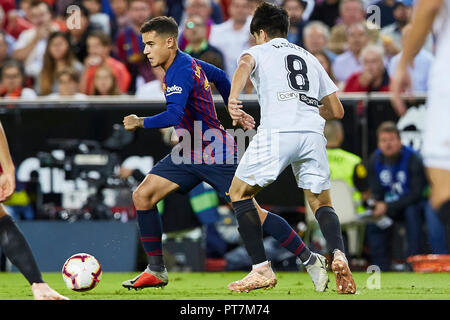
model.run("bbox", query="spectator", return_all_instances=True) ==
[248,0,264,15]
[116,0,155,93]
[344,44,389,92]
[332,22,369,84]
[47,67,88,99]
[344,45,389,92]
[209,0,252,79]
[313,51,337,85]
[183,15,225,69]
[328,0,379,55]
[110,0,130,32]
[0,32,12,68]
[1,1,34,40]
[65,3,101,63]
[282,0,306,46]
[82,0,111,36]
[303,21,336,63]
[92,65,122,95]
[368,0,396,28]
[309,0,340,29]
[178,0,214,51]
[80,31,131,95]
[379,0,410,60]
[380,0,434,58]
[152,0,167,17]
[0,59,37,98]
[38,32,83,96]
[367,122,448,270]
[388,24,433,94]
[12,1,61,80]
[325,120,369,214]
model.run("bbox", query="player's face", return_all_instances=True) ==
[378,132,402,158]
[142,31,174,68]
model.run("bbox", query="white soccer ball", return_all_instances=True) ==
[62,253,102,291]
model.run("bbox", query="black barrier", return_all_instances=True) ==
[0,94,427,207]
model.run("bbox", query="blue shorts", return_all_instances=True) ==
[149,154,237,202]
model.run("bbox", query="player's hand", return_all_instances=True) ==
[236,111,256,130]
[119,167,134,179]
[123,114,144,131]
[228,98,244,126]
[390,64,412,117]
[0,171,16,202]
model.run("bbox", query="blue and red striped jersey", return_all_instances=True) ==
[144,50,236,164]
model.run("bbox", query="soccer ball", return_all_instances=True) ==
[62,253,102,291]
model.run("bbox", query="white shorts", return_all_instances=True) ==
[422,89,450,171]
[235,130,330,194]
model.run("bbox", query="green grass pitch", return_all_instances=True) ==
[0,271,449,300]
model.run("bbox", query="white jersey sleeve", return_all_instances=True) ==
[313,56,339,101]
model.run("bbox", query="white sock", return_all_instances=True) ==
[252,260,269,270]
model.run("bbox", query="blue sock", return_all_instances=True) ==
[136,209,164,271]
[263,212,316,265]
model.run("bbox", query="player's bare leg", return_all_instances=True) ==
[305,189,356,294]
[122,174,180,290]
[426,167,450,249]
[0,205,69,300]
[227,176,277,292]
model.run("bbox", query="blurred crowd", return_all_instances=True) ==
[0,0,433,105]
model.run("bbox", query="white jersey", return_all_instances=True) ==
[423,0,450,170]
[239,38,338,134]
[429,0,450,91]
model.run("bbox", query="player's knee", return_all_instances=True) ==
[132,188,157,209]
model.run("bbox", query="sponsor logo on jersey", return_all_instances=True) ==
[277,91,319,107]
[166,84,183,96]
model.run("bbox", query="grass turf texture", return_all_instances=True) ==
[0,271,449,300]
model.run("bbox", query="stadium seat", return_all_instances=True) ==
[304,180,365,257]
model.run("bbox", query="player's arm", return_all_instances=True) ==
[195,59,231,105]
[196,59,255,129]
[390,0,443,115]
[319,92,344,120]
[228,54,255,126]
[0,121,16,201]
[124,68,192,131]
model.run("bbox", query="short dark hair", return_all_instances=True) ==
[56,67,80,82]
[377,121,400,139]
[140,16,179,39]
[0,59,25,81]
[250,2,289,38]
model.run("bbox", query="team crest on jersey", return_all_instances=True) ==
[195,65,202,78]
[204,78,210,90]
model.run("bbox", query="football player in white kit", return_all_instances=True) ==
[391,0,450,251]
[226,2,356,294]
